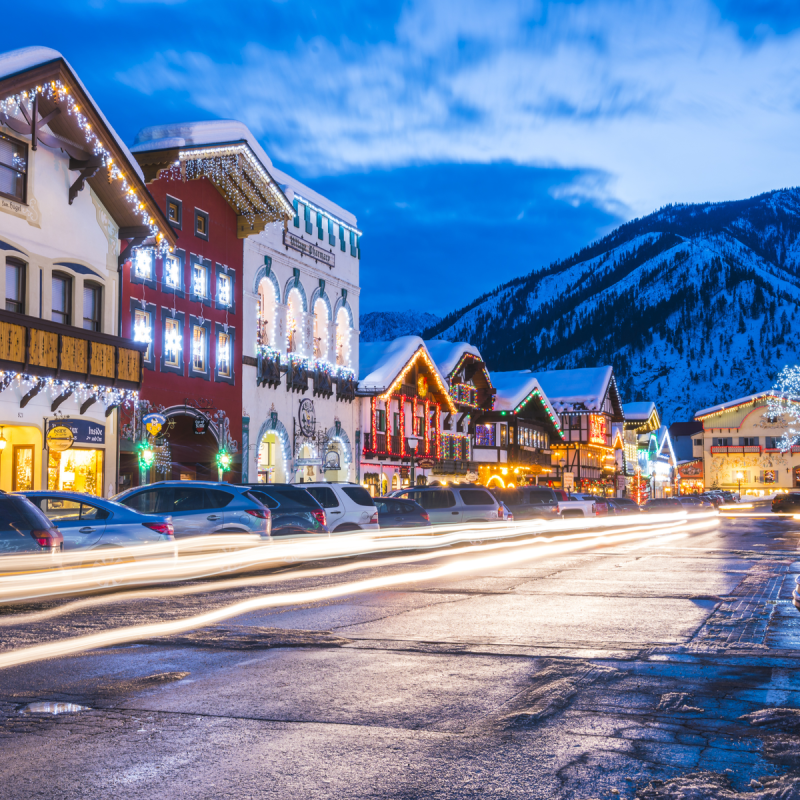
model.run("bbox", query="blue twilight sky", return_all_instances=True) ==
[6,0,800,316]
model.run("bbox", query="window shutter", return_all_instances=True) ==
[317,212,324,240]
[339,225,346,251]
[292,199,299,227]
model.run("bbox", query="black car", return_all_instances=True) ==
[773,493,800,514]
[491,487,561,520]
[606,498,641,515]
[240,484,329,536]
[642,498,684,512]
[0,494,63,555]
[374,497,430,528]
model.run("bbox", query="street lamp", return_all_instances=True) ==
[736,471,744,502]
[407,436,419,486]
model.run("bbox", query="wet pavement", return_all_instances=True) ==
[1,515,800,798]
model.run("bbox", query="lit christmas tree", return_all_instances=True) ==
[767,366,800,450]
[630,471,648,505]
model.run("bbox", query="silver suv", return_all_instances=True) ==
[389,485,503,525]
[302,483,379,533]
[114,481,271,538]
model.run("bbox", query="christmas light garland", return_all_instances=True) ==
[0,370,137,410]
[767,366,800,451]
[0,80,168,249]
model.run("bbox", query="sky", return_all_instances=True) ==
[5,0,800,316]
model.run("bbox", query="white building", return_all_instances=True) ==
[0,47,175,495]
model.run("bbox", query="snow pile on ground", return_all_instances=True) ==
[741,708,800,730]
[636,772,800,799]
[656,693,704,712]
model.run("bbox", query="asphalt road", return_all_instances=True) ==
[1,514,800,799]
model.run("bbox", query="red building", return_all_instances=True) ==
[118,128,292,487]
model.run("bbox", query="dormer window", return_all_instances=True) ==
[0,132,27,203]
[195,209,209,240]
[166,196,182,228]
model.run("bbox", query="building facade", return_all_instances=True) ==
[0,47,174,496]
[695,391,800,495]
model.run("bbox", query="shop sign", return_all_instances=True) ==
[298,399,316,436]
[418,459,434,469]
[678,460,702,478]
[47,419,105,445]
[400,466,410,478]
[46,425,74,452]
[563,472,574,488]
[589,415,607,445]
[143,413,167,438]
[283,230,335,269]
[324,450,341,471]
[194,418,208,435]
[296,457,322,467]
[617,476,627,490]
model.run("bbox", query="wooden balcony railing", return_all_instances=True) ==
[0,308,144,391]
[710,445,762,454]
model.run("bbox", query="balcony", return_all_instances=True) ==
[0,308,144,394]
[710,445,762,454]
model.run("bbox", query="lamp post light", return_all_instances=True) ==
[407,436,419,487]
[736,471,744,502]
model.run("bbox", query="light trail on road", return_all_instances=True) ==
[0,513,718,670]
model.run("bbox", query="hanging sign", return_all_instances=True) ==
[563,472,574,488]
[418,459,434,469]
[298,399,316,436]
[143,412,167,438]
[324,449,341,471]
[47,419,105,445]
[295,457,322,467]
[46,425,75,452]
[194,418,209,435]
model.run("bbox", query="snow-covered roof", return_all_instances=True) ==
[529,366,614,413]
[132,119,356,229]
[490,370,561,424]
[622,401,657,421]
[424,340,484,380]
[358,336,452,406]
[694,390,775,419]
[0,46,146,183]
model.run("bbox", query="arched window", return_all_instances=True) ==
[5,257,26,314]
[313,297,330,361]
[258,277,278,348]
[335,306,350,366]
[83,282,102,331]
[52,272,72,326]
[287,288,304,354]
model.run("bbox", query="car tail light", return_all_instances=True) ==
[31,530,53,548]
[421,512,429,521]
[498,508,503,519]
[143,522,174,537]
[245,508,270,520]
[370,512,379,524]
[312,509,326,526]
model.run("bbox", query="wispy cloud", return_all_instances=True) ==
[117,0,800,216]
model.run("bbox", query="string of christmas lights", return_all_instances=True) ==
[767,366,800,450]
[0,370,137,410]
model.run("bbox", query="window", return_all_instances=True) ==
[713,437,732,446]
[694,438,703,447]
[164,253,182,291]
[0,132,27,203]
[194,209,209,240]
[740,437,759,446]
[12,445,34,491]
[339,224,346,252]
[766,437,781,449]
[475,424,495,446]
[5,258,25,313]
[499,424,508,447]
[164,316,182,368]
[52,273,71,325]
[376,409,386,432]
[133,307,153,362]
[218,272,232,307]
[83,284,101,331]
[342,487,375,507]
[403,490,455,510]
[217,331,231,377]
[306,486,340,509]
[292,199,300,228]
[192,325,207,373]
[393,412,400,435]
[192,260,208,299]
[166,196,182,228]
[134,249,153,281]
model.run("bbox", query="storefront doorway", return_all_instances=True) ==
[257,431,287,484]
[0,425,42,493]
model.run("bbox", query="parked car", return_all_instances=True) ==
[772,493,800,514]
[0,494,63,556]
[642,498,684,512]
[677,496,714,511]
[606,498,641,515]
[239,484,328,536]
[20,491,175,551]
[389,485,504,525]
[699,493,723,508]
[492,487,561,520]
[559,494,608,518]
[302,482,379,533]
[374,497,431,528]
[113,482,271,538]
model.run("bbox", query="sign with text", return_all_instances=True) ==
[589,415,607,445]
[47,419,105,446]
[563,472,574,488]
[283,230,335,269]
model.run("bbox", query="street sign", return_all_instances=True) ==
[563,472,574,489]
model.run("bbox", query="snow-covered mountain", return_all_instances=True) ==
[423,188,800,423]
[360,310,441,342]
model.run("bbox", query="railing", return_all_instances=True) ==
[400,383,417,398]
[710,445,762,454]
[0,308,144,391]
[506,446,554,467]
[449,383,478,407]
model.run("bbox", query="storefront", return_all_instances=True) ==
[0,424,42,492]
[45,419,106,494]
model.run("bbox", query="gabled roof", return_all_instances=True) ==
[656,426,677,465]
[358,336,455,410]
[131,119,294,233]
[0,46,175,247]
[489,370,563,436]
[529,366,623,419]
[694,390,775,420]
[424,340,483,379]
[622,401,657,421]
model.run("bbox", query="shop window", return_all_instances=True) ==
[12,445,34,491]
[0,131,27,203]
[52,272,72,325]
[166,195,182,228]
[164,251,184,294]
[194,209,209,240]
[47,448,104,496]
[5,258,25,313]
[215,323,235,384]
[475,424,495,447]
[83,283,102,332]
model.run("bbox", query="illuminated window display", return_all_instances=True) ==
[48,448,104,496]
[12,445,34,491]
